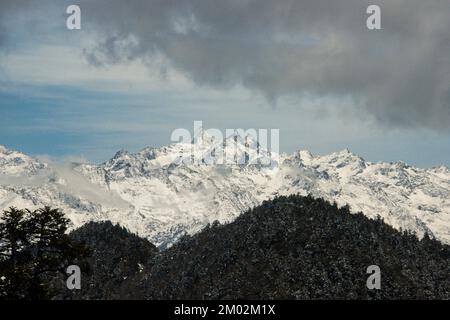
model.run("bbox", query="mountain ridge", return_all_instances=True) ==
[1,141,450,247]
[62,194,450,300]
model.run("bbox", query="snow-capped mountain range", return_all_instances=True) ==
[1,135,450,248]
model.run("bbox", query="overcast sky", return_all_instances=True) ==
[1,0,450,166]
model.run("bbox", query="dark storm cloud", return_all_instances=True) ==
[3,0,450,129]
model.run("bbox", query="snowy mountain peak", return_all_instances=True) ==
[330,148,361,159]
[297,150,314,163]
[0,146,47,176]
[341,148,352,154]
[1,143,450,248]
[112,149,129,159]
[192,126,218,145]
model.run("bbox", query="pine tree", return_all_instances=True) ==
[0,208,33,299]
[0,207,89,300]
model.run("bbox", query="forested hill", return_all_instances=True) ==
[63,195,450,300]
[56,221,158,299]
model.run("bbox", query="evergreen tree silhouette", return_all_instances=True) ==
[0,207,89,300]
[0,208,33,299]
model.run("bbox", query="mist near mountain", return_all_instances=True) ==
[2,135,450,248]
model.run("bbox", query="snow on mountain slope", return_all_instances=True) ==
[0,145,47,176]
[1,139,450,247]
